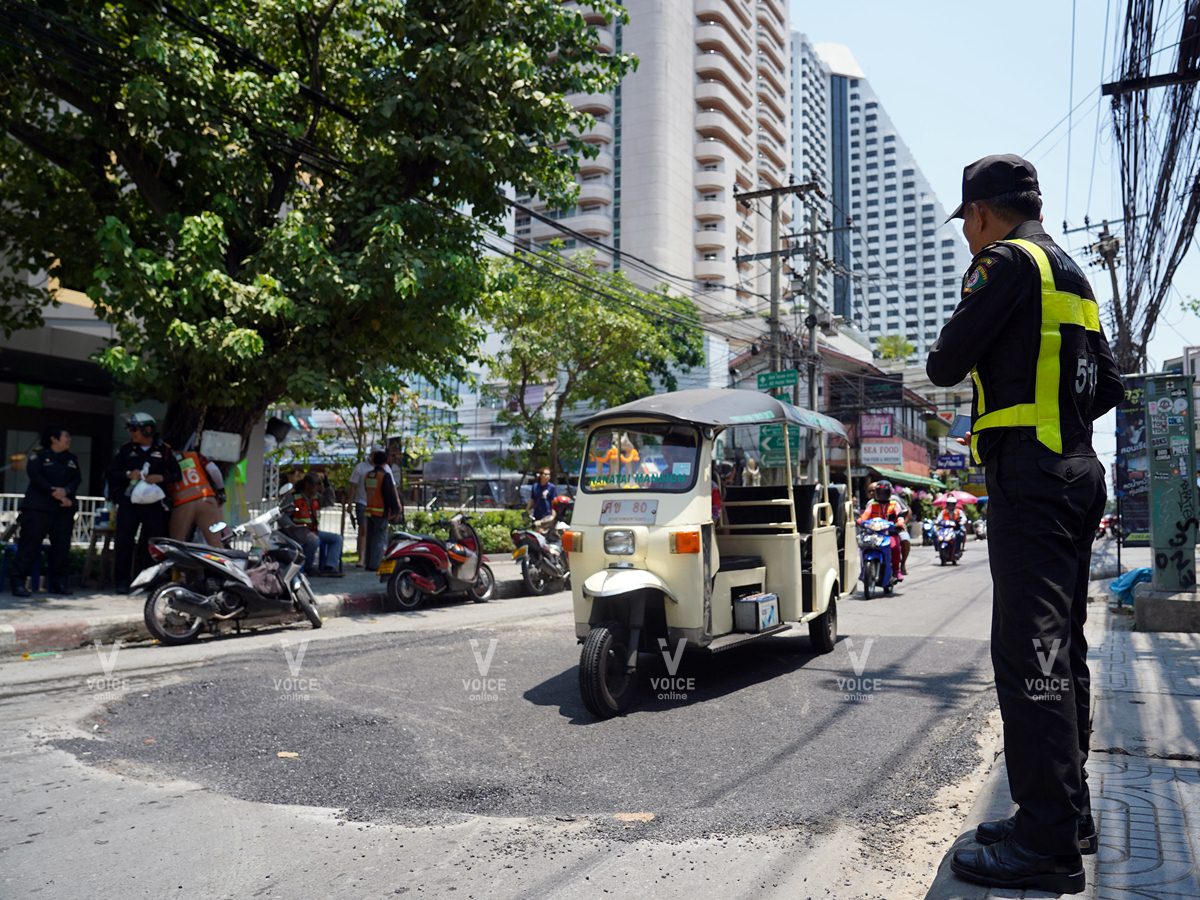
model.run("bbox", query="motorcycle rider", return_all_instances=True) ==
[107,412,181,594]
[938,497,969,557]
[856,480,907,581]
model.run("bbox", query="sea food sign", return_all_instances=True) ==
[1144,374,1198,591]
[860,441,903,467]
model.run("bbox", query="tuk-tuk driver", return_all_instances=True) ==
[659,429,697,485]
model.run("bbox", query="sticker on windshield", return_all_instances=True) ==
[599,500,658,525]
[674,462,692,477]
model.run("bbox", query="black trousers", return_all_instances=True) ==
[14,508,75,589]
[114,501,170,587]
[985,432,1106,855]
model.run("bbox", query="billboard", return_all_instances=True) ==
[1115,375,1150,546]
[860,414,894,438]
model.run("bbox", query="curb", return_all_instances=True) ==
[1,575,530,658]
[924,753,1012,899]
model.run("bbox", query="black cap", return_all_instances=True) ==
[946,154,1040,221]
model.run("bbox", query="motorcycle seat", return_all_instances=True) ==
[156,538,251,560]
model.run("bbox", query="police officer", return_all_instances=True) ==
[10,425,81,597]
[927,154,1124,894]
[106,412,181,593]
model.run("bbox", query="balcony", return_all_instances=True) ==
[695,113,753,158]
[757,58,785,94]
[577,148,614,175]
[756,34,786,72]
[694,50,748,97]
[735,164,754,189]
[758,135,787,168]
[571,210,614,237]
[579,119,614,145]
[758,109,786,143]
[758,86,785,120]
[694,256,733,283]
[694,138,736,167]
[759,0,787,30]
[756,3,785,44]
[696,84,752,135]
[736,216,754,244]
[578,180,614,206]
[694,198,729,221]
[694,0,743,35]
[694,162,729,193]
[565,91,614,116]
[694,223,727,251]
[695,19,751,57]
[591,26,614,54]
[756,158,783,187]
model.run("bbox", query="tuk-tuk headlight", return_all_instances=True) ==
[603,529,636,555]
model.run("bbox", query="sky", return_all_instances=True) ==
[790,0,1200,464]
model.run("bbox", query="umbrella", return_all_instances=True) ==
[933,490,978,506]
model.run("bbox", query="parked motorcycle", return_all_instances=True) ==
[858,517,900,599]
[379,513,495,610]
[132,483,322,645]
[973,518,988,541]
[511,495,573,595]
[935,521,964,566]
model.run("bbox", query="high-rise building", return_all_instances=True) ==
[789,32,833,316]
[514,0,794,388]
[815,43,974,358]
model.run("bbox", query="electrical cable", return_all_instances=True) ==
[1065,0,1078,228]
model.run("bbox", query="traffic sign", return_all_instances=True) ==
[936,453,968,470]
[757,369,798,390]
[760,423,801,467]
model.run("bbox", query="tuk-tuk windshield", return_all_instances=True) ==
[582,424,701,493]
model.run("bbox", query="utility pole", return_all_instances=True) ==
[804,203,821,483]
[733,181,822,378]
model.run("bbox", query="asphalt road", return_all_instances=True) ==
[1,538,999,899]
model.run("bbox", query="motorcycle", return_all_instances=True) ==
[973,518,988,541]
[511,495,573,595]
[922,518,935,546]
[132,483,322,645]
[935,521,964,565]
[858,517,900,599]
[378,512,495,610]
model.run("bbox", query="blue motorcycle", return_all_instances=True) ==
[934,521,964,566]
[858,517,899,599]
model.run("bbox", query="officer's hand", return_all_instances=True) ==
[955,431,971,447]
[51,487,67,500]
[128,469,142,481]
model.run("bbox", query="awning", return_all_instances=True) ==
[867,466,946,490]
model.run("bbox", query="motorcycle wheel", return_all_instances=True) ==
[387,569,425,611]
[522,559,548,596]
[294,575,323,628]
[808,595,837,654]
[579,623,637,718]
[939,545,949,566]
[144,584,204,645]
[469,564,495,603]
[863,560,876,600]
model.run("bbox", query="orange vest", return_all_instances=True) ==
[292,494,320,530]
[169,451,216,507]
[364,469,386,517]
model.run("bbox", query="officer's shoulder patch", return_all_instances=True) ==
[962,263,990,296]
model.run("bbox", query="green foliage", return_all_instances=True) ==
[397,508,525,553]
[0,0,635,436]
[483,248,704,476]
[876,335,916,361]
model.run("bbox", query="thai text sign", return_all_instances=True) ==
[860,414,893,438]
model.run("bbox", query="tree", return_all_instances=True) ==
[0,0,633,447]
[876,335,915,361]
[483,248,705,477]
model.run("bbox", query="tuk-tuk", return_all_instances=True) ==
[567,388,859,718]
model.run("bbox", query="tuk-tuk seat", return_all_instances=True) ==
[724,484,789,502]
[793,484,820,534]
[717,554,764,572]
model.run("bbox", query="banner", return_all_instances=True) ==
[859,413,893,438]
[1115,375,1150,546]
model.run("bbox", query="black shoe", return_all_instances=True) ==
[11,583,31,598]
[952,836,1085,894]
[975,813,1097,855]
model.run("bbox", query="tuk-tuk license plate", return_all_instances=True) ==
[599,499,658,525]
[512,545,527,559]
[378,560,396,575]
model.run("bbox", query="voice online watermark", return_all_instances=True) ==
[273,638,322,701]
[837,638,882,701]
[86,640,129,701]
[463,638,507,702]
[650,638,694,701]
[1026,638,1070,702]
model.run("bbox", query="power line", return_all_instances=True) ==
[1064,0,1078,225]
[1085,0,1115,220]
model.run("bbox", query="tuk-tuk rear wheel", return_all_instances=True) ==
[579,624,637,718]
[808,595,837,654]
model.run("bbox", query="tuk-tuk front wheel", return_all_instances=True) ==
[579,624,638,718]
[808,596,837,654]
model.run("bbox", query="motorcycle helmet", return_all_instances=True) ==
[946,497,958,507]
[873,480,892,503]
[125,411,157,434]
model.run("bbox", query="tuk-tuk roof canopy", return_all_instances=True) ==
[577,389,848,438]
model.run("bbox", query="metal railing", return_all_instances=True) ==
[1,494,107,545]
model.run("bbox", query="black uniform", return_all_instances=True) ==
[106,439,181,589]
[928,220,1124,857]
[12,447,81,593]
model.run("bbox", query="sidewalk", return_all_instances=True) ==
[0,556,527,657]
[926,575,1200,898]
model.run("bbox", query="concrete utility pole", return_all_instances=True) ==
[733,181,822,378]
[804,203,820,484]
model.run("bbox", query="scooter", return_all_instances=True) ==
[922,518,935,546]
[131,483,322,645]
[858,517,900,599]
[379,512,495,610]
[511,495,573,595]
[973,518,988,541]
[935,521,964,565]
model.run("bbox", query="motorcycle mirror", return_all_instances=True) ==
[210,521,227,533]
[279,482,294,497]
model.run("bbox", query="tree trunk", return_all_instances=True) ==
[160,399,268,456]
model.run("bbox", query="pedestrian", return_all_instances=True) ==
[167,442,225,547]
[292,473,344,576]
[928,154,1123,895]
[107,412,181,594]
[347,450,379,566]
[9,425,80,596]
[363,450,401,570]
[526,467,558,522]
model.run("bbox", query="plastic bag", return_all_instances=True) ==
[130,463,166,505]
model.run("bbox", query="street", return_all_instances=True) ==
[1,542,1000,899]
